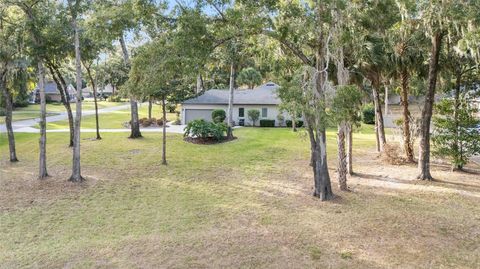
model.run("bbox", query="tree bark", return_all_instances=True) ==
[346,123,353,175]
[69,18,83,182]
[372,85,386,150]
[196,74,204,94]
[375,112,380,152]
[400,69,414,162]
[161,97,167,165]
[0,71,18,162]
[226,62,235,139]
[385,84,389,115]
[38,61,48,179]
[452,73,461,171]
[119,34,142,139]
[337,123,347,191]
[417,32,443,180]
[47,63,74,146]
[84,63,101,140]
[148,98,153,120]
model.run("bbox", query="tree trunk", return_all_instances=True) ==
[226,62,235,139]
[196,74,204,94]
[0,71,18,162]
[38,61,48,179]
[48,63,74,146]
[292,116,297,132]
[417,32,443,180]
[148,98,153,120]
[452,73,461,171]
[372,85,386,150]
[84,63,101,140]
[375,112,380,152]
[400,69,414,162]
[69,18,83,182]
[385,84,389,115]
[161,97,167,165]
[346,123,353,175]
[337,123,347,191]
[119,34,142,139]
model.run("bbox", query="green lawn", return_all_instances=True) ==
[14,101,127,113]
[0,112,59,124]
[40,103,178,129]
[1,128,478,268]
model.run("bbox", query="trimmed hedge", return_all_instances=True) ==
[362,104,375,124]
[184,119,227,140]
[259,119,275,127]
[286,120,304,128]
[211,109,226,123]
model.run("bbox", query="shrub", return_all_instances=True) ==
[211,109,226,123]
[167,103,177,113]
[362,104,375,124]
[140,118,152,127]
[380,143,406,165]
[108,95,122,102]
[276,114,285,126]
[184,119,227,141]
[260,119,275,127]
[247,109,260,126]
[156,118,168,126]
[286,120,304,128]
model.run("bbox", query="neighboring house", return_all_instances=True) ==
[31,81,76,103]
[181,82,291,126]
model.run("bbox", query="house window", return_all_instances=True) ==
[239,107,244,117]
[262,108,268,118]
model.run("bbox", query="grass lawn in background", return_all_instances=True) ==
[1,128,479,268]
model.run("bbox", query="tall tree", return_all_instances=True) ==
[261,0,336,200]
[128,37,183,165]
[68,0,84,182]
[0,4,24,162]
[416,0,470,180]
[89,0,159,139]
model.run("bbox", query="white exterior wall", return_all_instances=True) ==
[181,104,292,126]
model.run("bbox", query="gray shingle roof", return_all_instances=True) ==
[182,82,281,105]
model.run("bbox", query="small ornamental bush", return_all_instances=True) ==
[362,104,375,124]
[157,118,167,126]
[286,120,304,128]
[211,109,226,123]
[247,109,260,126]
[184,119,227,140]
[259,119,275,127]
[108,95,122,102]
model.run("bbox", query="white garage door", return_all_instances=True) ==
[184,109,213,124]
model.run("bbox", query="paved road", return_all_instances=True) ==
[0,104,190,134]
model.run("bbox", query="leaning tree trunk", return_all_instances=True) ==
[69,18,83,182]
[119,34,141,139]
[337,123,347,191]
[226,62,235,139]
[0,71,18,162]
[346,123,353,175]
[417,32,443,180]
[84,63,101,140]
[48,63,74,146]
[400,69,414,162]
[372,85,386,151]
[38,61,48,179]
[161,97,167,165]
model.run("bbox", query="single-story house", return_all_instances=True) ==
[30,81,76,103]
[181,82,291,126]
